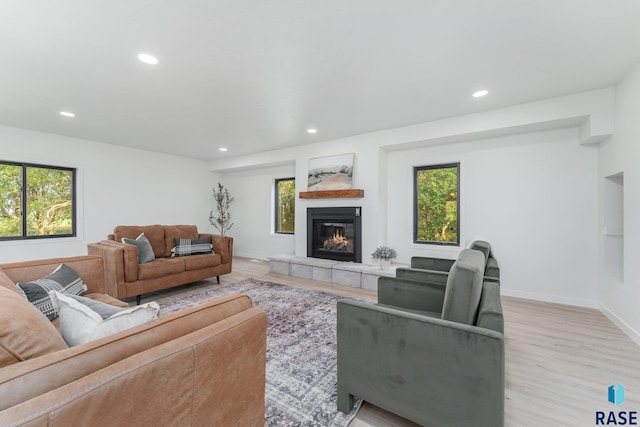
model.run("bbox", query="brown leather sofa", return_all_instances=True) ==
[0,255,267,426]
[88,225,233,304]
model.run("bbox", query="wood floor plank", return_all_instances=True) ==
[138,257,640,427]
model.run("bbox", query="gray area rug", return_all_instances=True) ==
[158,278,362,427]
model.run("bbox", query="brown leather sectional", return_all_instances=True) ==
[0,255,267,426]
[88,224,233,303]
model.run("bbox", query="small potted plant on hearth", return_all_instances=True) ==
[371,245,397,270]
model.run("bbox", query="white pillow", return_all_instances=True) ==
[49,291,160,347]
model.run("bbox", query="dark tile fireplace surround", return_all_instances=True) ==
[307,207,362,263]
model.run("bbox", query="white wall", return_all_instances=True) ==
[211,90,607,307]
[219,163,297,259]
[0,125,214,263]
[387,128,599,307]
[598,63,640,343]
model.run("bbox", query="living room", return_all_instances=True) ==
[2,1,640,426]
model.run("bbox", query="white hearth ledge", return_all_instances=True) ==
[268,255,408,291]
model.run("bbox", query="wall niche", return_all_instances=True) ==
[603,172,624,282]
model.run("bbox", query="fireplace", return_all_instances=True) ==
[307,207,362,263]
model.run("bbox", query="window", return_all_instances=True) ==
[275,178,295,234]
[0,161,76,240]
[414,163,459,245]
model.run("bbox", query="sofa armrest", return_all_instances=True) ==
[378,276,446,314]
[88,240,139,295]
[200,233,233,264]
[0,293,256,411]
[337,300,504,427]
[0,303,267,426]
[410,256,455,271]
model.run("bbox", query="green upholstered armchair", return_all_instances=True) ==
[337,249,505,427]
[395,239,500,286]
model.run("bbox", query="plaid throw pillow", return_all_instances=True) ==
[171,237,213,257]
[16,264,88,320]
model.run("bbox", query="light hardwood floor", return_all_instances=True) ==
[140,257,640,427]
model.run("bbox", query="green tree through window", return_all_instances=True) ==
[275,178,295,234]
[0,161,75,240]
[414,163,459,245]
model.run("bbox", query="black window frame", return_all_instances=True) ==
[0,160,77,241]
[274,177,295,235]
[413,162,460,246]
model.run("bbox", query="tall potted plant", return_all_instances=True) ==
[209,182,234,235]
[371,245,397,270]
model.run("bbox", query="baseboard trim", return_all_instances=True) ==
[599,303,640,345]
[501,288,598,309]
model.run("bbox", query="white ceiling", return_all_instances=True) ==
[1,1,640,161]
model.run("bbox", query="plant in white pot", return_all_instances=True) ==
[371,245,397,270]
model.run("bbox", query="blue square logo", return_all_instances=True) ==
[609,382,625,406]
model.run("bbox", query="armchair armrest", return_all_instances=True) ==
[410,256,455,271]
[0,293,255,411]
[378,276,446,314]
[337,300,504,427]
[395,267,448,285]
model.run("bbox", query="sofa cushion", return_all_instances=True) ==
[163,225,199,257]
[137,258,185,281]
[114,225,166,258]
[16,264,88,320]
[441,249,485,325]
[0,286,68,368]
[183,253,222,271]
[50,291,160,346]
[172,237,213,257]
[122,233,156,264]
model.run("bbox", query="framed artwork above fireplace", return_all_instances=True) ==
[307,153,354,191]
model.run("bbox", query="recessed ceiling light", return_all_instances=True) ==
[307,128,317,134]
[59,111,75,118]
[472,90,489,98]
[137,53,158,65]
[219,147,228,152]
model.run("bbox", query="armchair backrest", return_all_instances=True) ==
[469,240,490,262]
[470,239,500,280]
[441,249,485,325]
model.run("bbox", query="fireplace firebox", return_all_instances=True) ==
[307,207,362,263]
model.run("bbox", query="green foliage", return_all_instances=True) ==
[371,245,398,260]
[0,164,22,237]
[209,182,234,235]
[416,165,458,243]
[276,179,295,233]
[0,164,73,238]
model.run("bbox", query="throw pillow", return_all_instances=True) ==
[16,264,88,320]
[171,236,213,257]
[67,294,126,320]
[0,286,68,368]
[49,291,160,347]
[122,233,155,264]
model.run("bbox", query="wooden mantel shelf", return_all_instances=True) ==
[299,189,365,199]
